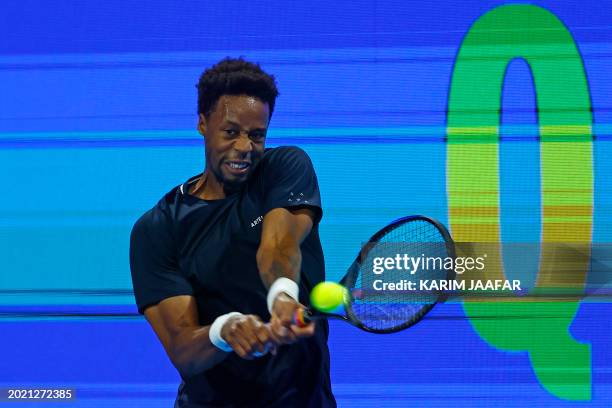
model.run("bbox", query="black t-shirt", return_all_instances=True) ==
[130,146,336,408]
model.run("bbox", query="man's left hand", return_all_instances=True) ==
[270,292,315,344]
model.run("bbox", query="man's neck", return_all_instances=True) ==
[190,171,235,200]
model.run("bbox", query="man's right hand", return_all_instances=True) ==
[220,314,280,359]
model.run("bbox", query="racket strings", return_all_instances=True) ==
[351,219,451,331]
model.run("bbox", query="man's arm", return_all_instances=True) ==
[256,207,317,340]
[144,295,278,379]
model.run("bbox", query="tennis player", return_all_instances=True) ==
[129,57,336,407]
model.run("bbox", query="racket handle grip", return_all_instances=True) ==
[292,308,312,327]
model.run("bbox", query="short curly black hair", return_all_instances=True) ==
[197,57,279,119]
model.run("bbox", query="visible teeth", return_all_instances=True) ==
[229,162,248,169]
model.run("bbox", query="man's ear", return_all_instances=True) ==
[197,113,207,137]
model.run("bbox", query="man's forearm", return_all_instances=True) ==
[256,237,302,289]
[168,325,227,379]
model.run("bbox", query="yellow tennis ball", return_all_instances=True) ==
[310,282,348,313]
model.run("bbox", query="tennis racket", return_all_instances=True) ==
[293,215,456,333]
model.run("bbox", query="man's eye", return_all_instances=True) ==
[250,132,266,140]
[225,129,239,136]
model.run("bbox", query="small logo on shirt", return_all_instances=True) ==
[288,192,306,203]
[250,215,263,228]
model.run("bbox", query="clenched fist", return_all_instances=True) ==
[270,293,315,344]
[220,314,279,359]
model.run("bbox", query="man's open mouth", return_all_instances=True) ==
[225,161,251,174]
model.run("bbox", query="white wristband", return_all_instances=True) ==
[209,312,243,352]
[267,277,299,314]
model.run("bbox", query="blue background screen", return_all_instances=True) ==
[1,1,610,406]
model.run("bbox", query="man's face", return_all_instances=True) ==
[199,94,269,191]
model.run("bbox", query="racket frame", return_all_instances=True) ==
[304,215,456,333]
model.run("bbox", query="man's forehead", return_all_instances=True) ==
[219,94,259,108]
[217,95,269,120]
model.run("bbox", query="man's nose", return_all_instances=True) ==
[234,133,254,154]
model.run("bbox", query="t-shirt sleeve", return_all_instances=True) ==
[261,146,322,223]
[129,208,193,314]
